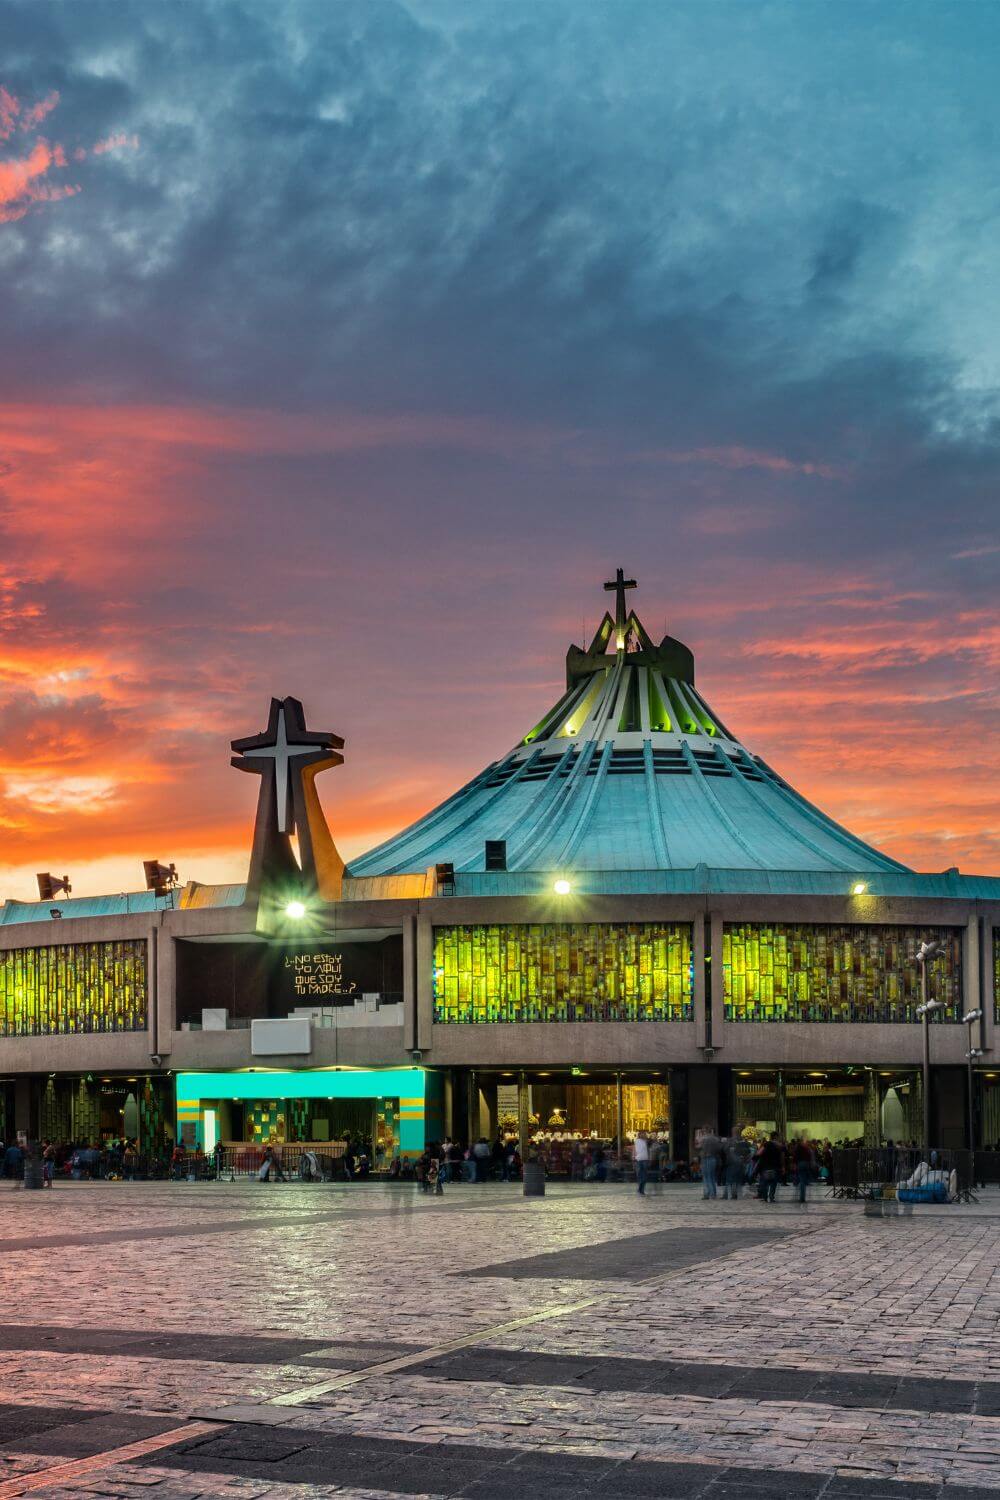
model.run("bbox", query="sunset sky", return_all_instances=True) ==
[0,0,997,900]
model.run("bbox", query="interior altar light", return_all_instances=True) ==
[554,878,571,895]
[284,900,306,919]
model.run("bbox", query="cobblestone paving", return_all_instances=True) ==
[3,1181,1000,1496]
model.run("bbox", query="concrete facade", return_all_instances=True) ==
[1,884,996,1152]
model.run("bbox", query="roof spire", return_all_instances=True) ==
[604,567,637,652]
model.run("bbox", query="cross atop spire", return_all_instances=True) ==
[604,567,637,652]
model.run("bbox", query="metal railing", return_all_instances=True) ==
[830,1146,976,1201]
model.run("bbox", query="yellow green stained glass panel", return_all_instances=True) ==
[0,940,147,1036]
[723,923,962,1023]
[432,923,692,1023]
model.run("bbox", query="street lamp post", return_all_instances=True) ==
[962,1008,984,1158]
[916,939,947,1151]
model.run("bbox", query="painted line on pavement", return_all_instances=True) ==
[201,1220,824,1415]
[229,1296,607,1408]
[0,1421,220,1499]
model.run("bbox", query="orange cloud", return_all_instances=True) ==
[0,83,138,224]
[0,139,78,223]
[0,86,18,139]
[20,90,60,131]
[0,397,994,899]
[91,132,139,155]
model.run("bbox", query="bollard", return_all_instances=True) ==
[523,1159,545,1197]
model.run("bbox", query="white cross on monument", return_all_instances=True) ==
[240,703,327,833]
[604,567,637,652]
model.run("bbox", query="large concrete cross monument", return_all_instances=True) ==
[231,697,346,911]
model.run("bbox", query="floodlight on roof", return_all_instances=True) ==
[143,860,178,896]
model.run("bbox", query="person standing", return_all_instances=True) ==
[472,1137,491,1182]
[700,1127,722,1199]
[723,1129,749,1200]
[759,1132,782,1203]
[793,1134,815,1205]
[633,1131,650,1196]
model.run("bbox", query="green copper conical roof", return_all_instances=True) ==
[348,573,909,878]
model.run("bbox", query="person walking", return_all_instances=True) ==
[700,1127,722,1199]
[793,1134,815,1205]
[41,1139,56,1188]
[759,1132,782,1203]
[633,1131,650,1195]
[471,1137,491,1183]
[723,1129,749,1200]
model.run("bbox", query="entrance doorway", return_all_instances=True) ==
[731,1067,920,1146]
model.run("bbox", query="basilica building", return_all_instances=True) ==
[1,573,997,1163]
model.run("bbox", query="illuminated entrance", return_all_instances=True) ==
[731,1067,921,1145]
[175,1068,437,1157]
[465,1069,672,1146]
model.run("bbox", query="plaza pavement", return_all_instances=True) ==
[2,1180,1000,1497]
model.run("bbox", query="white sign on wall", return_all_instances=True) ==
[497,1084,519,1120]
[251,1017,311,1056]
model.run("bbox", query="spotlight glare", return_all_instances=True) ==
[553,879,571,895]
[285,900,306,919]
[852,882,867,895]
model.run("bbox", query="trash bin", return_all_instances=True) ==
[523,1159,545,1197]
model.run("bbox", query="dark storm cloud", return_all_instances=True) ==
[1,1,997,441]
[0,0,996,892]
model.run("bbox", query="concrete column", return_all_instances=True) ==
[669,1066,688,1161]
[963,915,979,1024]
[774,1071,788,1140]
[402,913,418,1051]
[441,1070,453,1138]
[480,1080,498,1141]
[155,925,176,1057]
[416,913,434,1054]
[980,916,994,1057]
[863,1071,880,1147]
[689,1066,718,1145]
[467,1069,480,1142]
[693,912,707,1048]
[14,1077,34,1137]
[710,910,725,1047]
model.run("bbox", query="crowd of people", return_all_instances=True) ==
[694,1128,836,1203]
[1,1136,154,1183]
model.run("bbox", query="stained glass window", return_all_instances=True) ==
[0,941,148,1036]
[433,923,693,1023]
[723,923,962,1023]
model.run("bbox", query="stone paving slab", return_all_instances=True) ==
[456,1223,798,1280]
[4,1184,1000,1495]
[0,1330,419,1371]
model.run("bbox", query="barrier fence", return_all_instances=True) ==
[829,1146,980,1201]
